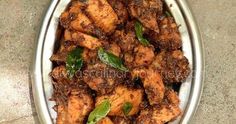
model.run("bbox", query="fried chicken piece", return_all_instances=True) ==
[123,52,134,69]
[148,17,182,50]
[152,50,190,83]
[50,36,77,63]
[64,29,73,41]
[137,89,181,124]
[56,104,68,124]
[108,43,121,57]
[51,66,94,124]
[108,0,128,25]
[71,31,102,50]
[50,52,67,63]
[56,89,94,124]
[51,44,96,64]
[125,20,136,33]
[60,1,85,29]
[97,117,114,124]
[51,29,102,62]
[96,86,143,116]
[64,30,102,50]
[83,62,124,94]
[81,48,98,64]
[128,0,163,33]
[137,104,181,124]
[67,90,94,123]
[134,45,155,67]
[60,1,104,37]
[165,89,180,105]
[50,50,68,63]
[112,30,138,52]
[113,24,154,68]
[51,65,68,81]
[85,0,118,34]
[132,67,165,105]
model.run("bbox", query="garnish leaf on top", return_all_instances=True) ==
[98,47,129,72]
[135,21,150,46]
[66,47,83,78]
[87,100,111,124]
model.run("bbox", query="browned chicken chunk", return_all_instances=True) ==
[64,30,102,50]
[56,104,68,124]
[132,68,165,105]
[51,65,68,81]
[123,52,135,69]
[137,88,181,124]
[83,62,124,94]
[85,0,118,34]
[137,104,181,124]
[128,0,163,33]
[51,29,102,62]
[152,50,190,83]
[67,90,94,123]
[96,86,143,116]
[108,0,128,25]
[165,89,180,105]
[51,66,94,124]
[60,1,85,29]
[112,30,138,52]
[108,43,122,57]
[60,1,104,37]
[81,48,98,64]
[148,17,182,50]
[134,45,155,67]
[50,38,77,63]
[56,89,94,124]
[137,89,181,124]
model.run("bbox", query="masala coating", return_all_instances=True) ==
[152,50,190,83]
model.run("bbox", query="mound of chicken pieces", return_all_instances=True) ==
[50,0,190,124]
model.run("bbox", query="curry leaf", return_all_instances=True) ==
[98,47,129,72]
[87,100,111,124]
[122,102,133,116]
[66,47,83,78]
[135,21,150,46]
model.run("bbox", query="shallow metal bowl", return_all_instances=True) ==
[31,0,204,123]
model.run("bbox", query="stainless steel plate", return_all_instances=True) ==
[31,0,204,123]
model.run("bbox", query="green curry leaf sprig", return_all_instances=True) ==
[98,48,129,72]
[135,21,150,46]
[87,100,111,124]
[66,48,83,78]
